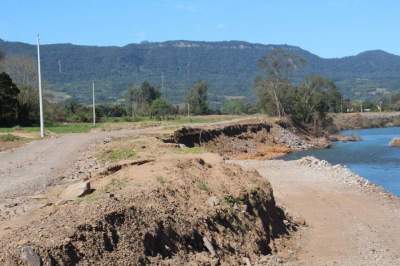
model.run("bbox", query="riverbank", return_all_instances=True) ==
[233,157,400,265]
[331,112,400,131]
[166,118,400,264]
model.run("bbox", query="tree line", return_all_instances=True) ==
[2,48,400,129]
[0,50,213,127]
[254,48,343,134]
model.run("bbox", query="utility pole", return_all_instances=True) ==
[92,81,96,127]
[36,35,45,138]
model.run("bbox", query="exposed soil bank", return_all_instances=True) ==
[165,123,272,147]
[166,119,329,160]
[0,136,297,265]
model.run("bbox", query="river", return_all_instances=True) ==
[285,127,400,196]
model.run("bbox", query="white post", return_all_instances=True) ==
[36,35,45,138]
[92,81,96,126]
[187,103,190,118]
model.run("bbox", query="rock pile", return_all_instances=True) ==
[298,156,376,190]
[389,138,400,147]
[272,126,314,150]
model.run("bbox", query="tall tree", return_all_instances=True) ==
[0,73,20,126]
[290,76,340,134]
[141,81,160,104]
[290,76,328,124]
[125,81,161,116]
[150,98,172,119]
[255,48,305,117]
[186,80,209,115]
[126,86,140,117]
[222,99,247,114]
[17,85,39,125]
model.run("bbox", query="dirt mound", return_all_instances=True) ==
[0,153,296,265]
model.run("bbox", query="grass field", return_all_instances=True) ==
[0,115,246,136]
[0,123,94,134]
[0,134,23,142]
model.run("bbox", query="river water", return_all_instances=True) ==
[285,127,400,196]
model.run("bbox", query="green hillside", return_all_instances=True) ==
[1,39,400,104]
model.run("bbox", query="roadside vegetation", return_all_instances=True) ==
[98,147,136,163]
[0,133,21,142]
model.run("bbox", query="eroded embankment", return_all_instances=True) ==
[165,119,328,159]
[0,136,297,265]
[165,123,272,147]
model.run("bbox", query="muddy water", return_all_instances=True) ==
[285,127,400,196]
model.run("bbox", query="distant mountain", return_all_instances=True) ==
[1,39,400,104]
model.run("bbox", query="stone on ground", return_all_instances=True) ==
[59,181,91,201]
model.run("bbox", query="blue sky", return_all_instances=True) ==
[1,0,398,58]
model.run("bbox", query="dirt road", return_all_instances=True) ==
[235,159,400,265]
[0,127,167,200]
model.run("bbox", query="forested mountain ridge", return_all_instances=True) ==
[1,38,399,104]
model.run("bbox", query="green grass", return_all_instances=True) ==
[99,147,137,162]
[224,195,243,207]
[0,115,242,135]
[0,128,15,133]
[168,116,222,124]
[101,115,238,127]
[177,146,207,154]
[197,180,210,192]
[0,123,93,134]
[74,192,100,204]
[0,134,22,142]
[47,123,93,133]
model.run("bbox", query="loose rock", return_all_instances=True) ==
[207,196,220,207]
[389,137,400,147]
[202,236,216,257]
[20,246,41,266]
[59,181,92,201]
